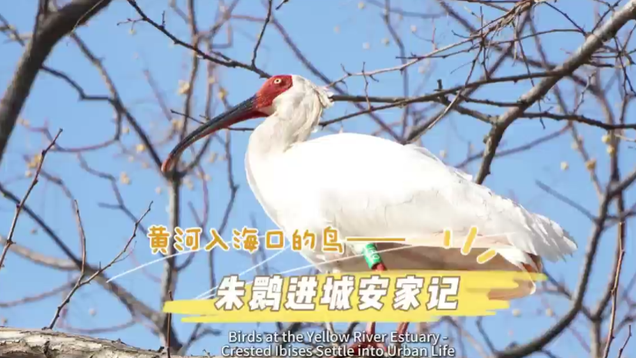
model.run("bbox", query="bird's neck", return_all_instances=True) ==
[248,108,320,158]
[245,111,319,225]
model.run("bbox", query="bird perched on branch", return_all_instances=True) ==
[162,74,577,354]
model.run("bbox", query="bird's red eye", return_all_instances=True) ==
[273,78,283,85]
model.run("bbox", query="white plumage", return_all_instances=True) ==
[244,75,577,299]
[163,74,578,301]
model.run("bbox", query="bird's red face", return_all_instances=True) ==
[161,75,294,173]
[255,75,293,110]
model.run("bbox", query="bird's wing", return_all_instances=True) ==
[279,132,577,264]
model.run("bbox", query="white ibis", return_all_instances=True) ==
[162,75,577,354]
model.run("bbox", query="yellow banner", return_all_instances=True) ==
[164,271,545,323]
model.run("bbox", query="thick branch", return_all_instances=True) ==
[0,0,112,165]
[0,328,208,358]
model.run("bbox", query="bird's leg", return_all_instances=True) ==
[346,244,389,357]
[396,322,409,335]
[393,322,410,351]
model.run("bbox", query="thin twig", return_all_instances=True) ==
[251,0,273,67]
[617,325,632,358]
[47,200,87,329]
[601,222,626,358]
[47,201,153,329]
[0,128,62,273]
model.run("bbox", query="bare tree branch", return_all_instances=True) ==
[0,129,62,272]
[475,0,636,184]
[0,328,209,358]
[0,0,111,165]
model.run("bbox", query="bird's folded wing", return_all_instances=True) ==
[283,132,577,263]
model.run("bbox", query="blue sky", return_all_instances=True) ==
[0,0,634,357]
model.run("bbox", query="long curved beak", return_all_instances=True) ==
[161,96,259,173]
